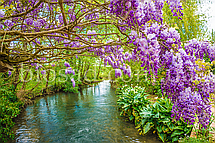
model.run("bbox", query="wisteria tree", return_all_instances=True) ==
[0,0,215,131]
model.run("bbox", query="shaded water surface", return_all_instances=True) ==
[10,81,161,143]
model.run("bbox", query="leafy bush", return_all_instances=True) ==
[117,86,193,142]
[62,76,80,93]
[116,86,151,121]
[0,85,24,142]
[62,81,79,93]
[137,98,193,142]
[115,68,164,97]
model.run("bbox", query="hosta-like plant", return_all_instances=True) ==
[137,98,193,142]
[116,86,151,121]
[117,87,193,142]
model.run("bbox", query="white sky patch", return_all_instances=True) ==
[197,0,215,33]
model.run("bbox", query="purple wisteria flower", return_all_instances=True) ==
[115,69,122,78]
[8,71,12,76]
[41,57,47,61]
[25,18,33,25]
[65,67,75,75]
[0,10,5,17]
[41,70,46,75]
[64,62,70,67]
[72,70,75,75]
[71,78,75,87]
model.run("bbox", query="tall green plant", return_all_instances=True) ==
[163,0,207,42]
[117,86,193,142]
[0,85,24,142]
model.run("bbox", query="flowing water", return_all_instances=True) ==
[9,81,161,143]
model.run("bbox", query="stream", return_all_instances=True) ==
[9,81,161,143]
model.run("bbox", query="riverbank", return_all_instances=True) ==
[8,81,161,143]
[0,79,102,142]
[16,79,103,105]
[115,85,215,143]
[2,80,215,143]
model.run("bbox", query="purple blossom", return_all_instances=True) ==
[65,67,74,75]
[8,71,12,76]
[4,20,13,27]
[115,69,122,78]
[147,33,156,40]
[65,69,68,75]
[41,70,46,75]
[64,62,70,67]
[0,24,3,29]
[72,70,75,75]
[41,57,47,61]
[25,18,33,25]
[0,10,5,17]
[71,78,75,87]
[67,67,72,74]
[35,66,39,70]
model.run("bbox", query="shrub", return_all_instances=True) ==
[0,85,24,142]
[117,86,193,142]
[116,86,151,121]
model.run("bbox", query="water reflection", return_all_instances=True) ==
[9,81,161,143]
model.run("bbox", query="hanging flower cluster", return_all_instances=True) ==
[161,44,215,128]
[184,39,215,61]
[109,0,182,27]
[8,71,12,76]
[64,62,75,87]
[109,0,214,129]
[171,87,212,128]
[41,70,46,75]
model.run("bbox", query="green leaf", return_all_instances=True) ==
[122,104,130,109]
[162,126,169,133]
[124,107,130,112]
[153,102,158,109]
[173,126,184,130]
[157,126,162,133]
[160,118,170,123]
[133,106,139,111]
[185,127,192,136]
[143,122,152,134]
[171,130,184,137]
[134,93,141,103]
[160,115,166,118]
[158,132,165,142]
[172,137,179,142]
[120,111,124,116]
[140,108,153,118]
[167,123,174,131]
[154,112,159,118]
[141,118,147,126]
[129,115,134,121]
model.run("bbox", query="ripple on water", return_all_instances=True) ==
[9,81,161,143]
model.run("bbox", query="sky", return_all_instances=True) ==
[197,0,215,33]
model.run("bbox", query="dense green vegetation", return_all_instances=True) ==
[0,84,23,142]
[116,85,215,142]
[112,0,215,142]
[163,0,207,42]
[116,86,193,142]
[0,57,107,142]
